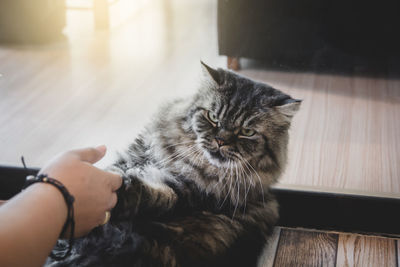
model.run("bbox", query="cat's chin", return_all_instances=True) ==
[209,150,227,162]
[204,150,233,168]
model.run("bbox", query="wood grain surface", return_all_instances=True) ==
[241,70,400,195]
[258,229,399,267]
[0,0,399,196]
[273,228,338,267]
[336,234,397,267]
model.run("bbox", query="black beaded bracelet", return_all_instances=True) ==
[22,174,75,260]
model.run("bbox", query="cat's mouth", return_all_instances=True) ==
[209,150,229,162]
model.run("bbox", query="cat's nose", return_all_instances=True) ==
[215,129,233,147]
[215,137,226,147]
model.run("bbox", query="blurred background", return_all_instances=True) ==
[0,0,399,196]
[0,0,225,165]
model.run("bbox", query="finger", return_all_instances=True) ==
[108,173,123,192]
[108,193,118,210]
[93,168,123,191]
[73,145,107,164]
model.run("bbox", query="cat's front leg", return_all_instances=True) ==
[108,165,178,221]
[165,200,278,267]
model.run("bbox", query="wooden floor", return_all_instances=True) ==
[242,69,400,196]
[0,0,225,167]
[0,1,399,194]
[258,227,400,267]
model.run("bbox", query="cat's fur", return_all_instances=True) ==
[48,63,300,267]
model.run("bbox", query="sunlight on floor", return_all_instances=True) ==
[65,0,150,38]
[0,0,224,167]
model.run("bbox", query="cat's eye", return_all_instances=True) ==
[207,111,219,124]
[240,128,255,137]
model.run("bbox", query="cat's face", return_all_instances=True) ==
[191,63,300,171]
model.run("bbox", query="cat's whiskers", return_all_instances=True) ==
[210,164,223,188]
[238,160,255,188]
[236,162,244,212]
[227,160,234,186]
[158,144,198,167]
[242,161,254,216]
[243,164,253,198]
[238,162,250,216]
[232,162,241,219]
[177,147,204,173]
[163,140,195,150]
[188,150,204,170]
[241,157,265,204]
[151,141,194,164]
[190,151,200,167]
[213,161,226,194]
[199,150,205,166]
[184,147,203,164]
[219,160,234,208]
[159,141,196,160]
[224,160,234,193]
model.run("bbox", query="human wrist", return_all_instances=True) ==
[23,174,76,259]
[28,183,69,223]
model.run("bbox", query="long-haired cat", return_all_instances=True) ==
[48,62,301,267]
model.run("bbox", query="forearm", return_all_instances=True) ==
[0,183,67,267]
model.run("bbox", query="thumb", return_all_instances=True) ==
[74,145,107,164]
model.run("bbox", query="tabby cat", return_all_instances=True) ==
[48,62,301,267]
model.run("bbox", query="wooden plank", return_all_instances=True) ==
[273,228,338,267]
[336,234,397,267]
[257,227,281,267]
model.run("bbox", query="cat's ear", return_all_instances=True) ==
[201,61,223,86]
[274,98,302,117]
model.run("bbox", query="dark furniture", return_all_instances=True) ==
[2,165,400,237]
[217,0,400,71]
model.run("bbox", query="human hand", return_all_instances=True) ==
[39,145,122,237]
